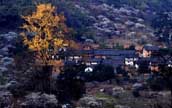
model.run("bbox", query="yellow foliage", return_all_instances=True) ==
[20,3,71,65]
[54,39,64,46]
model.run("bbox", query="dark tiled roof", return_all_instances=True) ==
[102,59,124,67]
[111,56,125,60]
[93,49,136,56]
[64,61,78,65]
[67,50,94,56]
[143,45,159,51]
[136,57,165,65]
[85,58,102,63]
[150,58,165,65]
[66,49,136,57]
[136,58,150,64]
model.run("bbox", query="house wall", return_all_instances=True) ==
[150,65,159,72]
[143,49,152,58]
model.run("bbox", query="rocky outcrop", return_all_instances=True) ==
[20,92,59,108]
[115,105,131,108]
[0,32,18,56]
[0,91,13,108]
[79,96,102,108]
[0,32,18,84]
[78,95,116,108]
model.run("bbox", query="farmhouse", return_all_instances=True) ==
[50,44,172,74]
[142,45,159,58]
[62,49,137,68]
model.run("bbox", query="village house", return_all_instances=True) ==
[167,58,172,67]
[62,49,138,70]
[135,56,165,73]
[51,44,172,74]
[142,45,159,58]
[149,57,163,72]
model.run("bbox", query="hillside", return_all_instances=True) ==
[0,1,172,108]
[0,0,172,47]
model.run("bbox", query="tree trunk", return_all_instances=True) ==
[171,89,172,104]
[35,65,53,94]
[42,65,52,94]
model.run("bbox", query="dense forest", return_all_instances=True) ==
[1,0,172,30]
[1,0,172,46]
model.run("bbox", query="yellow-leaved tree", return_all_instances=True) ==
[20,3,78,93]
[20,3,70,65]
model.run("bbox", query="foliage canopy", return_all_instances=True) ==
[20,3,71,65]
